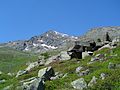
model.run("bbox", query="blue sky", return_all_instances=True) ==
[0,0,120,43]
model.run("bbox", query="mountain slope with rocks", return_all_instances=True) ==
[79,26,120,42]
[0,26,120,90]
[2,30,78,53]
[2,26,120,53]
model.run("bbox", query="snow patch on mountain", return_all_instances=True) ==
[54,31,69,37]
[41,44,58,49]
[33,43,39,47]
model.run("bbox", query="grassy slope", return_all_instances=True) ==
[0,46,120,90]
[0,47,38,89]
[0,47,38,73]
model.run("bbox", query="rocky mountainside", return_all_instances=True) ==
[1,26,120,53]
[2,30,78,53]
[79,26,120,42]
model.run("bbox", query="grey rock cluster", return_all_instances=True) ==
[45,51,70,65]
[20,66,55,90]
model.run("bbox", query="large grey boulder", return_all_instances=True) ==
[23,78,45,90]
[82,52,89,59]
[71,78,87,90]
[59,51,70,60]
[98,44,111,50]
[88,76,97,87]
[38,66,55,81]
[50,72,64,80]
[45,51,70,65]
[45,55,59,65]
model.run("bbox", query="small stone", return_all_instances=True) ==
[16,70,27,77]
[91,57,99,62]
[88,76,97,87]
[78,69,90,76]
[76,66,83,73]
[100,73,106,80]
[87,62,94,65]
[0,71,2,75]
[62,73,68,78]
[108,62,116,69]
[0,79,6,83]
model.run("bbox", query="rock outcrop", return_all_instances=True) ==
[71,78,87,90]
[38,66,55,81]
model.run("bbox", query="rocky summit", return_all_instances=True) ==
[2,30,77,53]
[0,26,120,90]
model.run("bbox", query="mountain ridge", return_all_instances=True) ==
[1,26,120,53]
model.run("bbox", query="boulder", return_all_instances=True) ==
[23,78,45,90]
[116,64,120,68]
[98,44,111,50]
[108,62,116,69]
[50,72,67,80]
[25,62,39,71]
[82,52,89,59]
[45,55,59,65]
[38,66,55,81]
[76,66,83,73]
[50,76,59,80]
[88,76,97,87]
[0,79,6,83]
[78,69,90,76]
[91,54,105,62]
[62,73,68,78]
[87,61,94,65]
[7,73,14,76]
[71,78,87,90]
[16,70,27,77]
[59,51,71,61]
[91,57,99,62]
[50,73,64,80]
[100,73,106,80]
[0,71,2,75]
